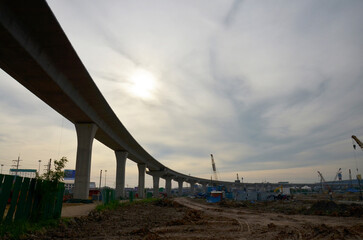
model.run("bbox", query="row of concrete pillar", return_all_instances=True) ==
[72,123,200,199]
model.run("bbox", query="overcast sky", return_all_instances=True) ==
[1,0,363,188]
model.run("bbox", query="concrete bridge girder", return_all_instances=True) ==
[0,2,322,200]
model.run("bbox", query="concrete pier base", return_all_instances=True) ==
[115,151,128,199]
[73,123,98,199]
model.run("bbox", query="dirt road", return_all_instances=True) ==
[175,198,363,239]
[61,203,98,218]
[23,198,363,240]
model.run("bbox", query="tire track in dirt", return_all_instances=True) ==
[174,197,363,240]
[175,198,251,239]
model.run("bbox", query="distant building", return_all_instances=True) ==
[278,181,289,184]
[9,169,37,178]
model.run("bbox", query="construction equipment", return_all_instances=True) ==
[352,135,363,150]
[333,168,342,182]
[274,185,283,193]
[351,135,363,200]
[210,154,219,181]
[317,171,331,192]
[235,173,240,183]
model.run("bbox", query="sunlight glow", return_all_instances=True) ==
[129,69,156,99]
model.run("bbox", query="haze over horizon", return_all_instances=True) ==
[1,0,363,188]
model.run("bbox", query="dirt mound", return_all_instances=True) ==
[166,209,203,226]
[309,200,338,213]
[153,198,182,208]
[307,200,363,217]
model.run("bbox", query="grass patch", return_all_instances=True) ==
[0,218,67,240]
[2,198,161,239]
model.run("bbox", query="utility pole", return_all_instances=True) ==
[38,160,42,175]
[99,170,102,189]
[104,170,107,188]
[98,170,102,202]
[43,159,51,179]
[11,156,22,176]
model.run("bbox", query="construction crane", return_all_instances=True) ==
[317,171,331,192]
[333,168,342,182]
[352,135,363,150]
[210,154,219,181]
[235,173,240,183]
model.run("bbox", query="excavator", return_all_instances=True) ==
[270,185,290,200]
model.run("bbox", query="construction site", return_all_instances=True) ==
[4,135,360,240]
[1,1,363,239]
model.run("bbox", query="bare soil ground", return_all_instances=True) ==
[61,203,98,218]
[23,198,363,240]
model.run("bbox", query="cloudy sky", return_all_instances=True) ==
[1,0,363,188]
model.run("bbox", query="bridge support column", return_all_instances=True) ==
[189,181,196,195]
[202,183,208,193]
[165,177,172,197]
[177,180,184,196]
[148,171,164,198]
[137,163,146,198]
[115,151,128,199]
[152,175,160,198]
[73,123,98,199]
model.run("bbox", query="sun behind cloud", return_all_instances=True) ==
[129,69,156,100]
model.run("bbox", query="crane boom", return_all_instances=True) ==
[210,154,218,181]
[352,135,363,150]
[317,171,331,192]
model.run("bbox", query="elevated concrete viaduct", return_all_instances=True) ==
[0,1,315,199]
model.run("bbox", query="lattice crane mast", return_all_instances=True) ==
[210,154,219,181]
[352,135,363,150]
[317,171,331,192]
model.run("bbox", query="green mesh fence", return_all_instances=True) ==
[0,174,65,223]
[102,188,116,205]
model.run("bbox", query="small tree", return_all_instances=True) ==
[41,157,68,182]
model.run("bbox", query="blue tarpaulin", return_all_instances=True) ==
[207,195,221,203]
